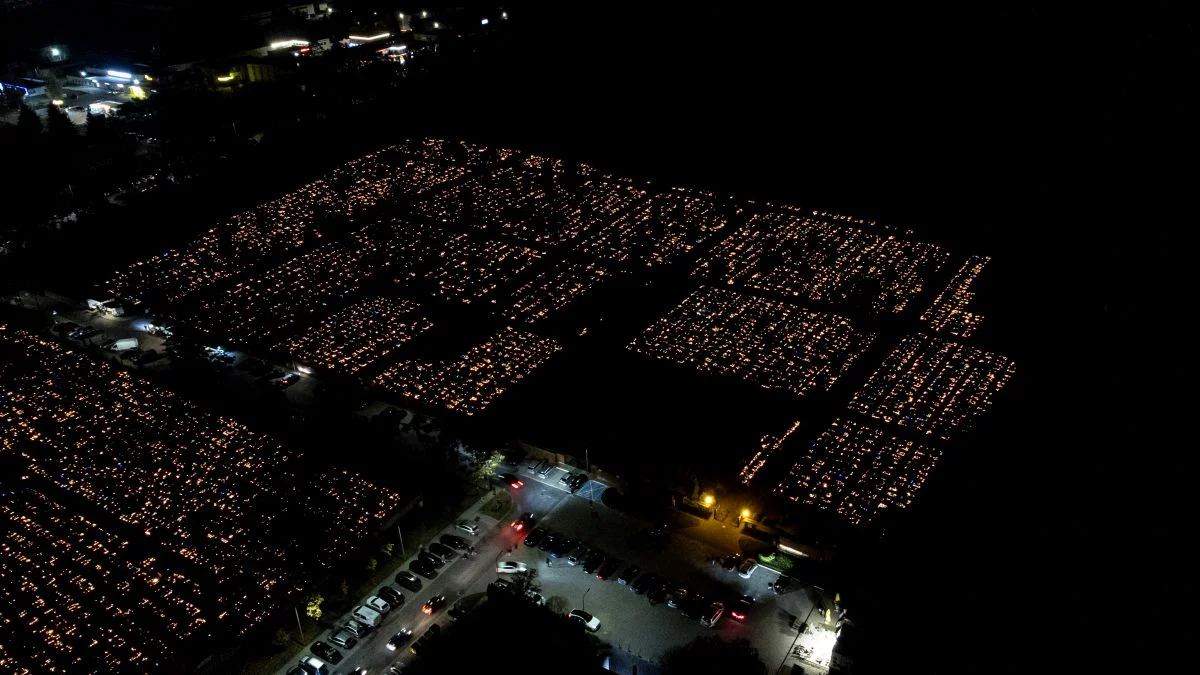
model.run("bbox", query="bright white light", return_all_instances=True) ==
[348,32,391,41]
[481,18,489,25]
[80,70,87,77]
[51,99,64,106]
[421,10,428,18]
[296,365,313,374]
[107,70,132,79]
[133,78,140,85]
[502,11,508,19]
[270,39,309,50]
[398,12,404,19]
[116,83,124,88]
[385,45,407,51]
[432,22,439,29]
[50,47,60,56]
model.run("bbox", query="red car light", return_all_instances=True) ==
[514,522,524,530]
[511,481,523,488]
[422,606,432,615]
[732,611,745,621]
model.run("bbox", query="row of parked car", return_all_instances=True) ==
[288,524,480,675]
[522,523,753,629]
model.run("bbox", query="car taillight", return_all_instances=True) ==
[732,611,745,620]
[422,607,431,614]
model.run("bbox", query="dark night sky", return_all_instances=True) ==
[468,5,1196,672]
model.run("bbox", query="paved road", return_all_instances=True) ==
[279,473,573,675]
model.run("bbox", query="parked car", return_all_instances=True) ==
[439,534,469,550]
[682,594,711,621]
[595,557,621,580]
[523,527,547,548]
[550,536,577,558]
[560,472,576,486]
[667,587,689,609]
[567,545,591,566]
[770,575,792,594]
[277,373,301,387]
[135,350,163,364]
[428,541,457,560]
[378,585,405,608]
[365,595,391,614]
[395,570,423,591]
[408,559,438,579]
[418,550,446,568]
[631,571,659,594]
[386,627,414,651]
[310,641,343,664]
[568,473,588,492]
[737,559,760,579]
[701,601,725,627]
[421,594,447,615]
[568,609,601,631]
[328,628,357,649]
[536,530,558,551]
[582,551,606,574]
[341,619,372,638]
[297,656,331,675]
[456,520,479,535]
[617,564,642,585]
[721,553,743,570]
[646,580,669,605]
[410,624,441,656]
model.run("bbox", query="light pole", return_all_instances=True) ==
[397,525,405,558]
[294,605,304,642]
[582,587,591,612]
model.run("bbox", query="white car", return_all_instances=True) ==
[365,595,390,614]
[496,561,529,574]
[737,559,759,579]
[568,609,600,631]
[456,520,479,535]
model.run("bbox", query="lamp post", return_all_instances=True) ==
[397,525,405,558]
[294,606,304,642]
[582,587,591,612]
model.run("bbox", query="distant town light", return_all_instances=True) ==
[398,12,404,19]
[421,10,428,18]
[50,47,60,56]
[502,11,508,19]
[107,70,132,79]
[432,22,439,29]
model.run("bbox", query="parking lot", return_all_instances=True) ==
[508,464,832,673]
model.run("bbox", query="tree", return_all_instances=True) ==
[17,104,42,137]
[366,556,378,572]
[45,103,75,141]
[509,569,541,599]
[546,595,569,614]
[662,636,767,675]
[339,578,350,596]
[381,542,394,557]
[471,450,504,486]
[306,593,324,620]
[271,626,294,647]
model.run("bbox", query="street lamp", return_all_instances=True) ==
[703,494,714,507]
[741,508,751,520]
[582,587,591,612]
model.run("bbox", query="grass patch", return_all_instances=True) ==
[481,492,514,521]
[757,551,795,573]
